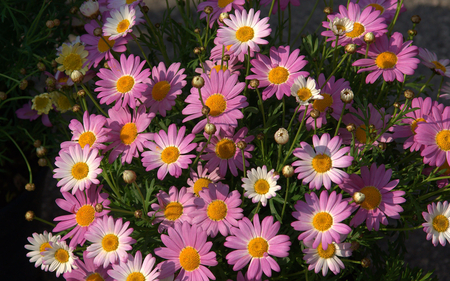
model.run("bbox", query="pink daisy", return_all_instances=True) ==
[355,0,406,22]
[303,239,352,276]
[95,53,151,110]
[419,47,450,77]
[85,216,135,268]
[147,186,196,233]
[321,2,387,47]
[200,127,254,177]
[339,163,405,231]
[103,5,139,40]
[353,32,419,84]
[141,124,197,180]
[195,58,243,76]
[54,145,102,194]
[217,8,271,58]
[105,105,155,164]
[182,70,247,134]
[224,214,291,280]
[197,0,245,27]
[108,251,159,281]
[187,162,223,196]
[246,45,309,100]
[260,0,300,14]
[15,101,52,127]
[154,221,218,281]
[415,106,450,167]
[291,190,352,249]
[63,251,113,281]
[61,111,110,152]
[192,182,243,237]
[142,62,187,117]
[422,201,450,247]
[292,133,353,190]
[297,74,351,130]
[53,185,110,248]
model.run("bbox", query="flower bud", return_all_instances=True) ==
[53,19,60,26]
[193,47,202,55]
[257,133,264,140]
[219,12,229,23]
[345,44,357,54]
[237,141,247,149]
[95,203,103,213]
[346,123,356,132]
[340,88,354,103]
[202,106,210,116]
[204,123,216,135]
[361,257,371,268]
[274,128,289,145]
[33,140,42,148]
[363,32,375,44]
[0,91,6,100]
[323,6,333,15]
[282,165,294,178]
[134,210,143,219]
[404,89,414,100]
[222,54,230,61]
[411,15,421,24]
[70,6,78,14]
[77,89,86,97]
[103,61,110,69]
[310,109,320,119]
[378,142,386,150]
[123,170,136,184]
[37,62,46,72]
[80,0,100,19]
[142,5,149,13]
[199,46,205,53]
[25,183,35,191]
[70,70,84,83]
[36,146,48,157]
[72,104,81,112]
[93,27,102,36]
[20,68,27,75]
[25,210,35,221]
[38,158,47,167]
[194,28,201,34]
[45,77,56,90]
[46,20,55,29]
[393,102,400,108]
[249,79,259,89]
[204,6,213,15]
[327,107,334,114]
[352,192,365,204]
[191,76,205,88]
[408,29,417,36]
[19,80,28,90]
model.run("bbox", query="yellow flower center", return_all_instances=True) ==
[205,94,227,117]
[312,212,333,231]
[54,94,71,112]
[151,80,171,101]
[436,130,450,151]
[297,88,312,102]
[39,242,52,254]
[432,61,447,73]
[368,3,384,13]
[117,19,130,33]
[359,186,382,210]
[86,273,104,281]
[375,51,398,69]
[346,22,365,38]
[63,53,83,72]
[313,93,333,112]
[316,242,336,259]
[126,0,138,4]
[98,36,116,53]
[101,234,119,252]
[218,0,234,8]
[311,154,332,173]
[207,200,228,221]
[179,246,200,271]
[161,146,180,164]
[164,202,183,221]
[54,248,69,263]
[236,26,254,42]
[247,237,269,258]
[215,139,236,159]
[126,272,145,281]
[75,205,96,227]
[211,64,228,73]
[410,118,426,134]
[79,131,97,148]
[59,76,69,84]
[432,214,449,232]
[120,123,138,145]
[336,24,346,32]
[32,95,52,115]
[254,179,270,195]
[268,66,289,85]
[193,178,212,196]
[71,162,89,180]
[116,75,135,93]
[355,124,377,144]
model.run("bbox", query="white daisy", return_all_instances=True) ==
[41,240,78,277]
[31,93,53,115]
[103,5,138,40]
[329,17,354,36]
[422,201,450,246]
[107,251,159,281]
[242,165,281,207]
[291,76,323,105]
[24,231,61,271]
[303,240,352,276]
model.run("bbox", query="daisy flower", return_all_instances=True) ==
[143,62,187,117]
[49,91,71,113]
[63,251,113,281]
[210,37,247,62]
[297,74,351,130]
[246,45,309,100]
[217,8,271,58]
[53,185,110,248]
[53,145,102,194]
[291,190,352,249]
[353,32,420,84]
[148,186,196,233]
[329,17,354,36]
[260,0,300,14]
[200,127,255,177]
[195,58,243,76]
[182,70,247,134]
[292,133,353,190]
[303,239,352,276]
[291,75,322,106]
[103,5,138,40]
[108,251,159,281]
[105,105,155,164]
[41,240,78,277]
[25,231,61,271]
[339,163,405,231]
[16,100,52,127]
[321,2,387,47]
[31,93,53,115]
[55,43,89,75]
[154,221,218,281]
[141,124,197,180]
[356,0,406,22]
[95,53,151,110]
[192,182,243,237]
[187,162,223,196]
[419,47,450,77]
[422,201,450,246]
[225,214,291,280]
[61,111,110,151]
[242,165,281,207]
[197,0,245,27]
[85,216,136,268]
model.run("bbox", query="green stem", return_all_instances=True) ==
[255,88,266,128]
[341,259,362,264]
[334,102,346,136]
[0,73,20,83]
[418,72,436,95]
[280,177,290,221]
[268,0,276,17]
[321,53,349,90]
[287,105,301,132]
[380,225,423,231]
[131,33,152,69]
[387,0,404,36]
[2,130,32,183]
[332,34,339,69]
[418,187,450,201]
[80,84,108,117]
[34,216,56,227]
[133,182,147,213]
[437,75,445,100]
[190,133,212,170]
[241,149,247,178]
[104,207,135,215]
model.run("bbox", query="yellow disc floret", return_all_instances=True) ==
[71,162,89,180]
[120,123,138,145]
[359,186,382,210]
[215,139,236,159]
[151,80,171,101]
[179,246,200,271]
[375,51,398,69]
[236,26,254,42]
[311,154,332,173]
[268,66,289,85]
[248,237,269,258]
[205,94,227,117]
[207,200,228,221]
[164,202,183,221]
[312,212,333,231]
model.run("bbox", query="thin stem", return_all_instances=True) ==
[133,182,146,211]
[418,72,436,95]
[33,216,56,227]
[255,88,266,128]
[280,177,290,221]
[387,0,404,36]
[241,149,247,178]
[104,207,135,215]
[80,84,108,117]
[131,33,152,69]
[321,53,349,90]
[380,225,423,231]
[2,130,32,183]
[0,73,20,83]
[287,105,301,132]
[332,35,339,69]
[341,259,362,264]
[437,75,445,100]
[418,187,450,201]
[268,0,276,17]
